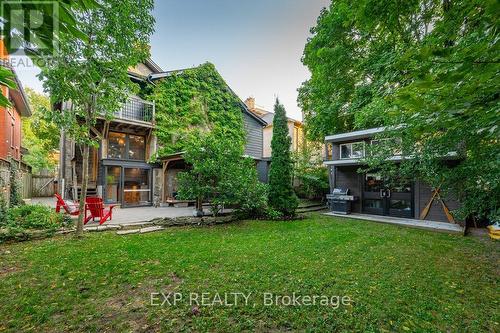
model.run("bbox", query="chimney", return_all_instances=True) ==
[244,97,255,110]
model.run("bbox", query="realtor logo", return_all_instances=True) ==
[0,1,59,56]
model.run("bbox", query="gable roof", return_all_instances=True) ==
[11,71,31,117]
[148,65,267,126]
[128,58,163,82]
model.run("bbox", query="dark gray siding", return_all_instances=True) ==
[415,181,461,223]
[243,112,263,159]
[257,160,270,183]
[335,166,362,213]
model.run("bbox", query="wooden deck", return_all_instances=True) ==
[324,212,464,234]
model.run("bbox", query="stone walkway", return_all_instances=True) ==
[324,212,465,234]
[28,197,196,226]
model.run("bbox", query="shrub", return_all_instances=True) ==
[233,161,269,218]
[178,130,267,218]
[264,208,284,220]
[294,168,329,200]
[7,204,63,231]
[8,160,23,207]
[0,195,8,226]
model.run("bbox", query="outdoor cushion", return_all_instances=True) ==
[64,200,79,213]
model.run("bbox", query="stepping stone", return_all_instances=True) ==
[140,226,165,234]
[117,229,140,235]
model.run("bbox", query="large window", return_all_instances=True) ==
[108,132,126,159]
[128,135,145,160]
[108,132,145,160]
[340,142,365,159]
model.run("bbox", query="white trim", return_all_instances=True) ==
[324,155,405,166]
[325,127,386,142]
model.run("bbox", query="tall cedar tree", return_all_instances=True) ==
[268,99,298,216]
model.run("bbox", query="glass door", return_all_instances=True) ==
[363,173,413,218]
[386,178,413,218]
[105,166,121,203]
[363,173,385,215]
[123,168,151,207]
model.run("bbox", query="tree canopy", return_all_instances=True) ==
[0,0,100,107]
[177,129,267,217]
[22,88,59,173]
[300,0,500,220]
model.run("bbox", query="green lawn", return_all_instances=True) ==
[0,214,498,332]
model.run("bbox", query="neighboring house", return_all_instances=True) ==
[58,59,162,207]
[0,39,32,202]
[0,40,31,162]
[323,127,461,224]
[244,97,304,158]
[59,61,268,207]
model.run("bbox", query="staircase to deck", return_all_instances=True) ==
[77,187,98,199]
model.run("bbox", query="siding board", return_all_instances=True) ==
[243,112,263,159]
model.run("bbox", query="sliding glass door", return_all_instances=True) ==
[123,168,151,207]
[104,165,151,207]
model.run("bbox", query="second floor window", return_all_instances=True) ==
[340,142,365,159]
[108,132,145,160]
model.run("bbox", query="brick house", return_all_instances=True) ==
[0,40,31,162]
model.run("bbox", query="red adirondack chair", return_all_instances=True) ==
[55,193,80,216]
[84,197,116,225]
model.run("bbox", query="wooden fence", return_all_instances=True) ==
[20,172,33,199]
[32,173,56,197]
[0,159,56,202]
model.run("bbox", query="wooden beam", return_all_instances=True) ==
[161,161,169,203]
[90,126,103,139]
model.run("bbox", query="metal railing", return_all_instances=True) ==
[114,96,155,124]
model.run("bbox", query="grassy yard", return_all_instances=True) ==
[0,214,498,332]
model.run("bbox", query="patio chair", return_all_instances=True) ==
[84,197,116,225]
[55,193,80,216]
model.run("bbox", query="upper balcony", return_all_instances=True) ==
[112,96,155,127]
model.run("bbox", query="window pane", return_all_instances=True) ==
[106,166,121,203]
[128,135,145,160]
[108,132,126,159]
[364,199,383,209]
[365,173,383,192]
[351,142,364,158]
[340,144,350,159]
[390,200,411,211]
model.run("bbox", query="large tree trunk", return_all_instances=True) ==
[75,143,89,237]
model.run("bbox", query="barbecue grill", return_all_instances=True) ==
[326,188,358,214]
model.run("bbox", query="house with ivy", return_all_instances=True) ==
[58,60,267,207]
[148,63,268,205]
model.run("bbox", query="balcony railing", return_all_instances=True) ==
[114,96,155,124]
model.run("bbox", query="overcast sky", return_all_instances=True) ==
[16,0,330,120]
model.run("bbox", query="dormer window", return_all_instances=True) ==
[340,142,365,159]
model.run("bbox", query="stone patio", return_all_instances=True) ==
[28,197,200,226]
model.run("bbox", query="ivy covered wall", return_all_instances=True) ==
[149,62,246,158]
